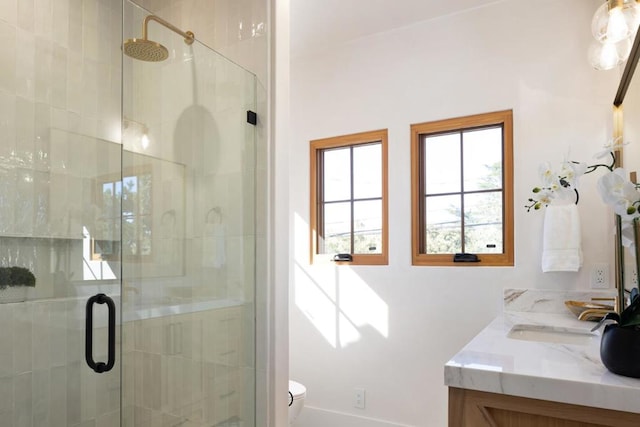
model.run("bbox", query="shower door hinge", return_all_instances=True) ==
[247,110,257,126]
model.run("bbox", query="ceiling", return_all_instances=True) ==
[290,0,505,56]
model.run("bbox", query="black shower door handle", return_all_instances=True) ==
[85,293,116,373]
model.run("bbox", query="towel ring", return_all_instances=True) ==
[206,207,222,224]
[560,178,579,205]
[161,209,176,226]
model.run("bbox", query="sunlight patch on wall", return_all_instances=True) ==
[338,268,389,338]
[82,227,117,280]
[294,263,340,347]
[338,312,361,347]
[293,260,389,348]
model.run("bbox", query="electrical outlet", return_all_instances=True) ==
[625,264,638,288]
[591,263,610,289]
[354,388,365,409]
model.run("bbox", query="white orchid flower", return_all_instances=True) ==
[597,168,640,220]
[538,162,556,187]
[594,136,628,159]
[612,198,639,220]
[536,188,555,206]
[620,220,636,248]
[560,161,587,188]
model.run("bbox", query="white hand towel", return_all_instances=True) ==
[541,204,583,273]
[202,223,226,268]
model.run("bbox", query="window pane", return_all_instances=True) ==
[122,176,138,217]
[353,143,381,199]
[464,192,503,253]
[322,202,351,254]
[425,195,461,254]
[354,200,382,254]
[122,214,137,256]
[323,148,351,202]
[424,133,461,194]
[141,215,153,256]
[139,173,152,214]
[463,127,502,192]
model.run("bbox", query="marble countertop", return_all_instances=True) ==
[444,289,640,414]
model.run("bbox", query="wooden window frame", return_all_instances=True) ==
[310,129,389,265]
[410,110,514,267]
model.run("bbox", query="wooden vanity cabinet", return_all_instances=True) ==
[449,387,640,427]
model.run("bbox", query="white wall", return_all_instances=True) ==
[289,1,618,426]
[269,0,291,426]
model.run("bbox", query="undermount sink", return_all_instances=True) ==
[507,324,599,346]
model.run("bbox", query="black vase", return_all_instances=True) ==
[600,324,640,378]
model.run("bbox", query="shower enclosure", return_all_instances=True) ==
[0,0,257,425]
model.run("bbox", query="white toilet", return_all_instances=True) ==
[288,380,306,425]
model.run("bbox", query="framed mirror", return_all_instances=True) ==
[613,27,640,297]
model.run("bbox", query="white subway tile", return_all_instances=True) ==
[31,302,51,371]
[0,21,16,94]
[0,376,14,423]
[66,51,83,114]
[33,0,52,38]
[16,0,32,32]
[0,0,17,26]
[15,28,35,100]
[13,303,32,375]
[14,168,34,234]
[0,305,14,377]
[51,45,68,110]
[67,0,82,53]
[50,365,67,426]
[34,37,53,103]
[32,369,51,426]
[64,362,79,425]
[51,0,69,46]
[142,352,161,410]
[79,361,97,422]
[50,301,67,367]
[13,371,32,427]
[33,102,51,171]
[82,0,98,61]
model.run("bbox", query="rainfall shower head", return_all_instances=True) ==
[123,38,169,62]
[124,15,194,62]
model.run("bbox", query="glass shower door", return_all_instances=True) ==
[0,0,257,424]
[0,0,124,424]
[0,135,123,427]
[121,2,257,426]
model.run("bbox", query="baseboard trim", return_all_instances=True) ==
[295,406,414,427]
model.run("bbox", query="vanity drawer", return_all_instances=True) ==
[449,388,640,427]
[202,307,242,366]
[204,365,242,425]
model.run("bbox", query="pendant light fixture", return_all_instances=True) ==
[589,0,640,70]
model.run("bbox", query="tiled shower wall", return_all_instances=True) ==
[123,304,252,426]
[130,0,268,83]
[0,0,122,424]
[0,0,122,297]
[0,0,121,146]
[0,0,267,426]
[0,299,251,427]
[0,298,120,426]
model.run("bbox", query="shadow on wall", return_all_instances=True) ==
[173,103,219,168]
[293,259,388,349]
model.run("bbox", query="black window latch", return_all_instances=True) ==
[453,253,480,262]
